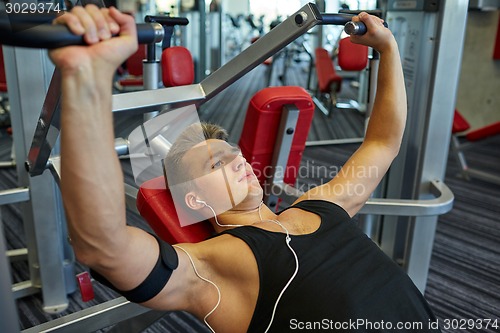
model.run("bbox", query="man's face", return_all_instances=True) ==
[173,139,262,220]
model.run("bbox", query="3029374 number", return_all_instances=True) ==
[441,318,498,330]
[4,2,61,14]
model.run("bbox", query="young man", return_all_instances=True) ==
[51,5,440,332]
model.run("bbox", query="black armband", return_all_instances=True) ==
[90,234,179,303]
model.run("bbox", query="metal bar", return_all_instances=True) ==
[111,83,206,114]
[359,180,453,216]
[464,168,500,186]
[0,187,30,205]
[7,248,28,262]
[265,105,300,209]
[21,297,150,333]
[0,214,21,333]
[124,183,139,215]
[306,137,365,146]
[311,96,330,116]
[273,179,453,217]
[12,280,39,299]
[47,156,61,187]
[106,310,167,333]
[25,69,61,177]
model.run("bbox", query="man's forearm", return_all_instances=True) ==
[365,42,407,152]
[60,66,127,263]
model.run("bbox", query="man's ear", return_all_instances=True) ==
[185,192,206,210]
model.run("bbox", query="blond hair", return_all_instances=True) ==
[163,122,228,190]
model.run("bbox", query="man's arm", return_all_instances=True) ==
[297,13,407,217]
[51,6,194,309]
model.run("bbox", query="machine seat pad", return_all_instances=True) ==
[136,176,214,244]
[315,48,342,93]
[337,37,368,71]
[452,110,470,134]
[162,46,194,87]
[466,121,500,142]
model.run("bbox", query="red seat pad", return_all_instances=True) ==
[136,176,214,244]
[117,44,146,88]
[315,48,342,93]
[118,78,144,86]
[466,121,500,142]
[239,86,315,187]
[126,44,146,76]
[452,110,470,134]
[162,46,194,87]
[337,37,368,71]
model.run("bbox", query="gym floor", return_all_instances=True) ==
[1,60,499,332]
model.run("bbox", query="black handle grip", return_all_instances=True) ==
[0,13,164,48]
[144,15,189,26]
[319,12,388,36]
[319,13,354,26]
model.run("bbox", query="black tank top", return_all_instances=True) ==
[219,200,440,332]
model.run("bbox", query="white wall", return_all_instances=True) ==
[222,0,249,15]
[455,10,500,130]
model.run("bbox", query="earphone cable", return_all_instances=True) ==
[191,200,299,333]
[173,245,221,333]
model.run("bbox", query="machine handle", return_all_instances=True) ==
[319,13,355,26]
[272,180,454,217]
[344,21,389,36]
[319,13,388,35]
[144,15,189,26]
[0,11,164,48]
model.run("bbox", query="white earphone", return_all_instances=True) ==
[195,199,207,205]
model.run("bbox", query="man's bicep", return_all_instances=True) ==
[88,227,195,310]
[88,227,160,289]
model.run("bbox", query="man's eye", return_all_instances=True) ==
[211,160,224,169]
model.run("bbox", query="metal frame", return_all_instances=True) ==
[450,134,500,185]
[380,0,468,292]
[3,45,76,314]
[264,104,300,209]
[1,214,21,333]
[20,298,150,333]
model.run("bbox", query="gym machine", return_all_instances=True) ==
[0,1,459,331]
[372,0,468,292]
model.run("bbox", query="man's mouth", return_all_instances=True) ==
[239,172,254,182]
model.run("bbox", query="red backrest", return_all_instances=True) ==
[315,48,342,93]
[0,46,7,92]
[452,110,470,134]
[161,46,194,87]
[136,176,214,244]
[239,86,315,187]
[337,37,368,71]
